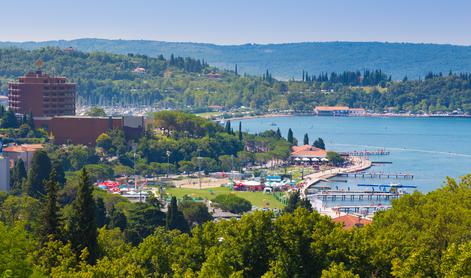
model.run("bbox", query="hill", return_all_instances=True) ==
[2,39,471,79]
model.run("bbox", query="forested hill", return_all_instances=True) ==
[1,47,471,113]
[2,39,471,79]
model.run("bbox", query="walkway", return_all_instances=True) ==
[301,157,372,198]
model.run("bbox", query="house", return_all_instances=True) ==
[332,214,372,230]
[2,144,44,171]
[133,67,146,74]
[290,145,327,163]
[314,106,350,116]
[348,108,367,116]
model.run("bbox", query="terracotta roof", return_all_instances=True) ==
[333,214,372,230]
[291,145,327,158]
[3,144,43,153]
[315,106,350,111]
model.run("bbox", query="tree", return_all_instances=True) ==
[287,128,294,144]
[95,197,107,228]
[166,197,189,233]
[224,120,232,134]
[96,133,113,154]
[212,194,252,214]
[25,150,52,198]
[10,159,27,194]
[67,168,98,264]
[238,121,243,141]
[313,137,325,150]
[276,128,282,138]
[284,191,312,213]
[85,107,107,117]
[1,110,18,128]
[326,151,345,166]
[303,133,309,145]
[38,169,60,243]
[51,160,66,187]
[179,198,213,226]
[107,206,127,231]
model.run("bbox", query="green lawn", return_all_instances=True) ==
[194,111,222,118]
[165,186,285,209]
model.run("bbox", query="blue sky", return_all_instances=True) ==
[1,0,470,45]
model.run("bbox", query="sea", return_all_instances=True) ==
[239,116,471,199]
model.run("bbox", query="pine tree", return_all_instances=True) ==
[10,159,27,194]
[166,196,189,233]
[238,122,243,141]
[303,133,309,145]
[287,128,294,144]
[67,168,98,263]
[235,64,238,76]
[38,169,60,243]
[25,150,51,198]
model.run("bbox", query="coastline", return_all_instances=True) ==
[220,112,470,121]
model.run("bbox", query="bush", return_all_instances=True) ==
[212,194,252,214]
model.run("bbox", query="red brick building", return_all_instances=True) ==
[34,116,144,145]
[8,71,75,117]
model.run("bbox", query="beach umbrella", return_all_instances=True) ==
[302,157,310,161]
[294,157,301,161]
[311,157,320,162]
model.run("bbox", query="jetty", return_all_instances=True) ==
[309,191,402,201]
[301,157,372,198]
[342,150,390,156]
[338,172,413,179]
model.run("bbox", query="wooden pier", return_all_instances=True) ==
[338,172,414,179]
[309,191,402,201]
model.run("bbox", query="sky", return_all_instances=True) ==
[1,0,470,45]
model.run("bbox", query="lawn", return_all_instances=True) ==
[165,186,285,209]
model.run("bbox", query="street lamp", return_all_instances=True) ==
[197,156,203,189]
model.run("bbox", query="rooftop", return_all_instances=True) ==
[291,145,327,158]
[332,214,372,230]
[315,106,350,111]
[3,144,44,153]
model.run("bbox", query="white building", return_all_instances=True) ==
[0,156,10,192]
[0,96,8,109]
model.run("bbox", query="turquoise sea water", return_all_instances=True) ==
[239,116,471,193]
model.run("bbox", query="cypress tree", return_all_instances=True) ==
[28,111,35,130]
[238,122,243,141]
[38,169,60,243]
[225,120,232,134]
[276,128,282,138]
[10,159,27,194]
[287,128,294,144]
[67,168,98,263]
[313,138,326,150]
[95,197,107,228]
[166,196,189,233]
[25,150,51,198]
[52,160,66,187]
[303,133,309,145]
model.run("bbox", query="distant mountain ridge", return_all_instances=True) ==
[1,38,471,79]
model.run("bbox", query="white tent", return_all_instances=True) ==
[302,157,310,162]
[294,157,301,161]
[311,157,320,162]
[321,158,329,162]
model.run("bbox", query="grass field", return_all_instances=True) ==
[194,111,222,118]
[165,186,285,209]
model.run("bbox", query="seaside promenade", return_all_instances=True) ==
[301,157,372,199]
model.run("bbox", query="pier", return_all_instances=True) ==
[343,150,390,156]
[338,172,414,179]
[309,191,402,201]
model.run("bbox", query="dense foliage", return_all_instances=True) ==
[2,47,471,113]
[0,175,469,277]
[4,39,471,79]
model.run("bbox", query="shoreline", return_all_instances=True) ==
[220,113,470,121]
